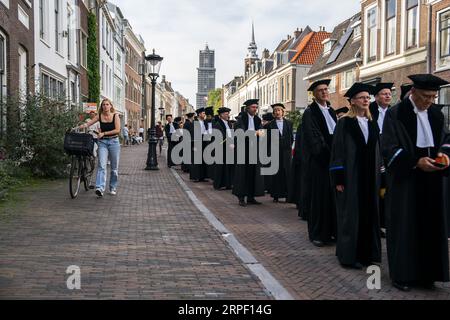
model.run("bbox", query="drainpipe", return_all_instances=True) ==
[427,2,432,74]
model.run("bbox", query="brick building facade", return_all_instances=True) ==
[0,0,35,140]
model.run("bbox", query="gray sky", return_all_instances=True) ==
[113,0,360,106]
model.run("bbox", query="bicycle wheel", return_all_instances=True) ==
[83,156,96,191]
[69,156,82,199]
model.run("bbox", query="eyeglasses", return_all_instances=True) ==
[354,96,371,101]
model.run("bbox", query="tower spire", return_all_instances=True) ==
[247,21,258,59]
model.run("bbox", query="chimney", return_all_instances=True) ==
[294,28,301,38]
[262,48,270,59]
[161,75,166,83]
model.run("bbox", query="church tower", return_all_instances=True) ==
[244,22,259,74]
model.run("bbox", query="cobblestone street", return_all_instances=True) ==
[1,144,450,300]
[0,145,269,300]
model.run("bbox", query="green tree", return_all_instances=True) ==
[207,89,223,113]
[87,12,100,104]
[285,109,303,131]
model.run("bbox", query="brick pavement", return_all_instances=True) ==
[0,144,269,300]
[179,165,450,300]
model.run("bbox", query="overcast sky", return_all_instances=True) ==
[112,0,360,106]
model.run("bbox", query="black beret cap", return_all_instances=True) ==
[308,79,331,92]
[344,82,374,99]
[373,82,394,95]
[408,74,449,91]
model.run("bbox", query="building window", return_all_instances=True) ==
[406,0,418,49]
[367,6,378,62]
[41,73,64,100]
[18,46,27,96]
[0,33,6,138]
[81,32,87,68]
[329,75,336,93]
[280,78,285,102]
[55,0,60,52]
[439,9,450,67]
[39,0,48,41]
[102,14,105,48]
[67,6,72,61]
[385,0,396,55]
[286,76,290,101]
[101,61,104,91]
[440,86,449,104]
[342,70,354,90]
[71,81,76,103]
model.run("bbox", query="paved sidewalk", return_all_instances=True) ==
[179,166,450,300]
[0,144,269,299]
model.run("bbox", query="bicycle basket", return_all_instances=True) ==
[64,132,94,156]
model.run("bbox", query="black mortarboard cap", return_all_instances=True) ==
[262,113,274,121]
[408,74,449,91]
[308,79,331,92]
[195,107,205,115]
[344,82,374,99]
[186,112,195,118]
[271,103,285,109]
[243,99,259,107]
[373,82,394,95]
[205,106,214,116]
[174,117,182,123]
[165,114,173,119]
[218,107,231,114]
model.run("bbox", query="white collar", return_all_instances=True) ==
[276,118,284,122]
[317,102,329,110]
[357,115,368,121]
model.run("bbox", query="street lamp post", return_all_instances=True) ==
[144,49,163,171]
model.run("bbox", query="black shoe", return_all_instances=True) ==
[273,198,279,203]
[312,240,324,247]
[380,229,386,238]
[341,262,363,270]
[238,199,247,207]
[89,185,95,190]
[95,189,103,198]
[247,199,262,205]
[418,281,435,290]
[393,281,411,292]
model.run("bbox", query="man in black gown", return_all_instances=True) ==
[212,107,234,190]
[232,99,265,207]
[302,79,337,247]
[382,74,450,291]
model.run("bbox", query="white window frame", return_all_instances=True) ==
[382,0,397,57]
[329,75,336,94]
[404,0,420,50]
[39,0,49,43]
[18,5,30,29]
[365,3,379,64]
[54,0,61,53]
[341,69,355,90]
[80,31,87,68]
[436,8,450,71]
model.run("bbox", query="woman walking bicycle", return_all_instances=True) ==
[78,99,121,197]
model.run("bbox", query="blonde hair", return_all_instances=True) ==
[99,98,116,114]
[345,99,373,121]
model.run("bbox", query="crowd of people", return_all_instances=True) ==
[164,73,450,292]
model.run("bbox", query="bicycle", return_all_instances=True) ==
[65,128,97,199]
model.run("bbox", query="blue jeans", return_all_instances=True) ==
[96,137,120,192]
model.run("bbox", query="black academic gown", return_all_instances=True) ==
[189,120,209,181]
[288,127,302,207]
[330,116,382,266]
[381,99,450,284]
[370,101,388,229]
[232,112,265,199]
[263,121,273,192]
[267,119,294,200]
[206,119,216,180]
[301,102,337,243]
[212,119,234,190]
[181,120,193,173]
[165,122,180,167]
